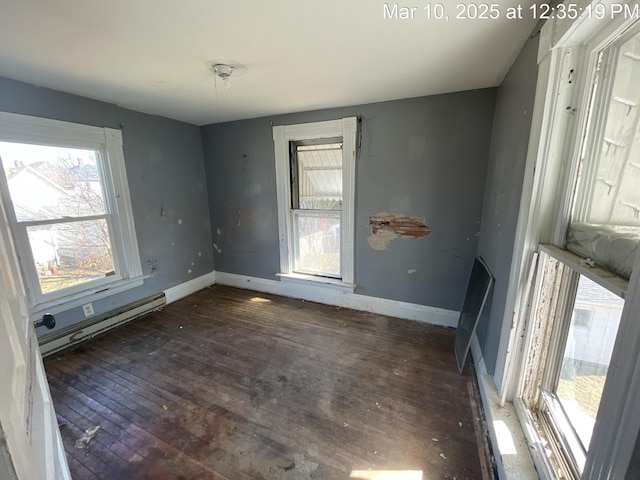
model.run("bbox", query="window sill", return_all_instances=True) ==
[513,398,562,480]
[539,244,628,298]
[276,272,355,293]
[477,374,540,480]
[30,275,147,320]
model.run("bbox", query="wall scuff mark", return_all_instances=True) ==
[367,212,431,250]
[146,258,159,274]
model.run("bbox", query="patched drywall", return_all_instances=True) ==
[367,212,431,250]
[367,230,399,251]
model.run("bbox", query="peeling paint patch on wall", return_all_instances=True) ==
[367,212,431,250]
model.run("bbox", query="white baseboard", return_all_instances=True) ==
[164,272,216,305]
[214,271,460,328]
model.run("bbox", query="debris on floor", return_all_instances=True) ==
[75,425,100,449]
[128,453,144,463]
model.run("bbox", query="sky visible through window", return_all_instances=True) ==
[0,141,97,169]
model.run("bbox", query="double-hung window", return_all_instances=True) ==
[273,118,357,287]
[513,16,640,480]
[290,140,343,277]
[0,113,142,314]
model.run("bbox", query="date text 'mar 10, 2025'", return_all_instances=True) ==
[383,2,640,21]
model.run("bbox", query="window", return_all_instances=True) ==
[0,113,142,313]
[273,118,357,287]
[521,248,626,476]
[512,19,640,480]
[553,278,622,450]
[291,141,343,277]
[566,28,640,280]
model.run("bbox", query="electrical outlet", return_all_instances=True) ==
[82,303,94,318]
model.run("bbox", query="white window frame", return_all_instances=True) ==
[516,245,629,478]
[0,112,143,316]
[273,117,357,289]
[492,3,640,479]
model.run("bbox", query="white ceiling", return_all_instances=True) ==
[0,1,538,126]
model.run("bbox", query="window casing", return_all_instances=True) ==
[0,112,143,314]
[508,13,640,480]
[273,118,357,287]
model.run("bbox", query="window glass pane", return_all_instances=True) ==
[294,213,340,277]
[28,219,115,294]
[584,31,640,226]
[0,142,106,222]
[296,143,342,210]
[556,275,624,450]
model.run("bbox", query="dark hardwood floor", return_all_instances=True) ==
[44,285,487,480]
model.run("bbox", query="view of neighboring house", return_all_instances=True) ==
[7,163,70,271]
[557,275,626,450]
[567,276,625,376]
[3,156,109,287]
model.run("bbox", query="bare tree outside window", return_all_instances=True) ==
[0,142,116,294]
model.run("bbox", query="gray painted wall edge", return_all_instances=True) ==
[475,33,540,374]
[0,421,18,480]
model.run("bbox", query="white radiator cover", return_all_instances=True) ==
[38,293,165,357]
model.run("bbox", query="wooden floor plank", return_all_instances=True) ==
[48,379,136,462]
[45,285,484,479]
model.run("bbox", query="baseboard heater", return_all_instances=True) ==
[38,292,166,357]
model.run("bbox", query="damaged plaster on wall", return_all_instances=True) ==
[367,212,431,250]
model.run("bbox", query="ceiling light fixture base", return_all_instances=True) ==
[207,60,248,91]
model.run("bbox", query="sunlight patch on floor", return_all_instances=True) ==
[249,296,271,303]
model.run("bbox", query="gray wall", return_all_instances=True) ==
[0,422,18,480]
[0,76,213,334]
[202,90,497,312]
[627,432,640,480]
[475,33,540,374]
